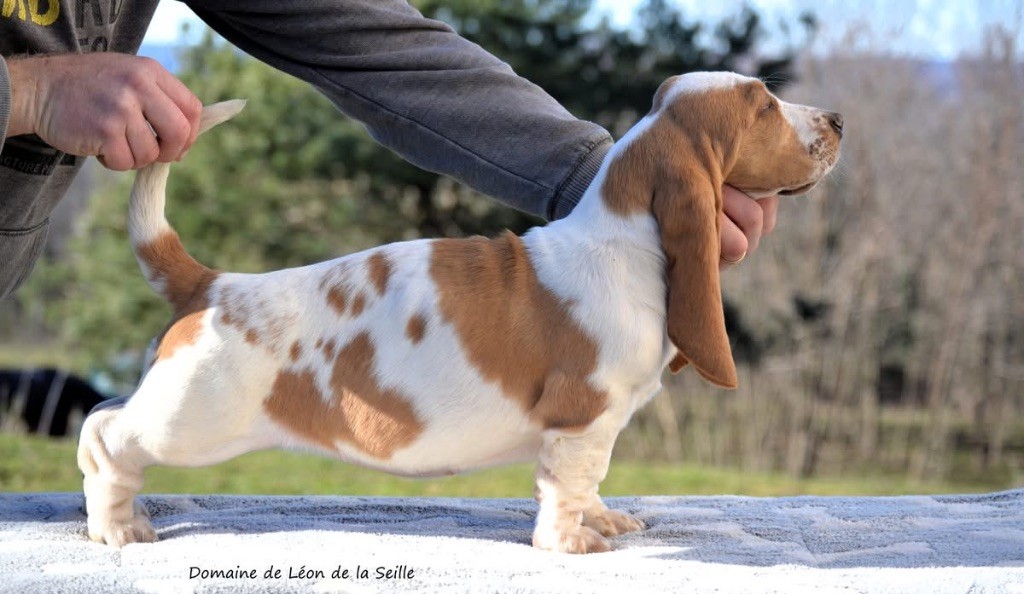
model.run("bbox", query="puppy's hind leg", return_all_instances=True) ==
[77,399,156,547]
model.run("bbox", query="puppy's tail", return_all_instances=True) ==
[128,100,246,307]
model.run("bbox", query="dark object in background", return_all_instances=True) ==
[793,294,831,322]
[723,300,762,366]
[0,369,107,437]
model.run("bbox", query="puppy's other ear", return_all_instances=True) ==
[654,168,738,389]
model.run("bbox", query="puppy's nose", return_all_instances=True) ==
[827,112,844,137]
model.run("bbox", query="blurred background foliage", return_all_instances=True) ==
[1,0,1021,495]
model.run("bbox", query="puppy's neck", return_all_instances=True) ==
[547,119,670,259]
[551,111,732,262]
[548,161,663,264]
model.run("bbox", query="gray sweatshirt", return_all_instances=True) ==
[0,0,612,299]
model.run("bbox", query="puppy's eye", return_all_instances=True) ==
[762,99,775,113]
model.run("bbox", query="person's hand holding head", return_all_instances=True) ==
[720,186,778,268]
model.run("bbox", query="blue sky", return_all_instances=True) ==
[144,0,1023,60]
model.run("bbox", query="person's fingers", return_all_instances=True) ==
[721,185,764,257]
[125,113,160,168]
[96,121,134,171]
[142,92,192,163]
[761,195,779,235]
[23,54,202,166]
[97,146,133,171]
[720,212,750,267]
[153,66,202,153]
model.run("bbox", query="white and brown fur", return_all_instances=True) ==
[78,73,842,552]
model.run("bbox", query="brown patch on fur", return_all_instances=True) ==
[139,231,220,361]
[136,231,213,311]
[430,233,607,430]
[319,260,356,315]
[323,339,337,360]
[290,341,302,362]
[326,285,348,316]
[328,333,422,455]
[315,338,324,350]
[264,314,292,352]
[217,286,250,332]
[367,252,392,296]
[321,261,355,317]
[153,294,214,361]
[263,333,423,458]
[405,315,426,344]
[215,288,297,353]
[351,293,367,316]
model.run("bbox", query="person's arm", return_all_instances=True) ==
[0,56,12,154]
[185,0,611,221]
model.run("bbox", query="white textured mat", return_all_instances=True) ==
[1,490,1022,593]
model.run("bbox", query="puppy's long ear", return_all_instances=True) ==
[653,168,738,389]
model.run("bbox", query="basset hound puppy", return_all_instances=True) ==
[78,72,842,552]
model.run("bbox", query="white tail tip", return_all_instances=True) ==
[199,99,247,134]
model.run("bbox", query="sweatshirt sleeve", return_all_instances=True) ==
[0,56,11,153]
[183,0,611,220]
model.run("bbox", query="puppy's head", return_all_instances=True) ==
[604,72,842,388]
[651,71,842,197]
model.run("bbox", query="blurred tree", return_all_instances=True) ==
[15,0,812,371]
[417,0,814,132]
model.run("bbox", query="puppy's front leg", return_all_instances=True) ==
[582,496,645,538]
[532,417,636,554]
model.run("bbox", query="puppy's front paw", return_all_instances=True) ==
[583,508,645,537]
[533,525,611,554]
[87,514,156,547]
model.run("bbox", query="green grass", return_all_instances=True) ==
[0,343,81,372]
[0,432,1010,497]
